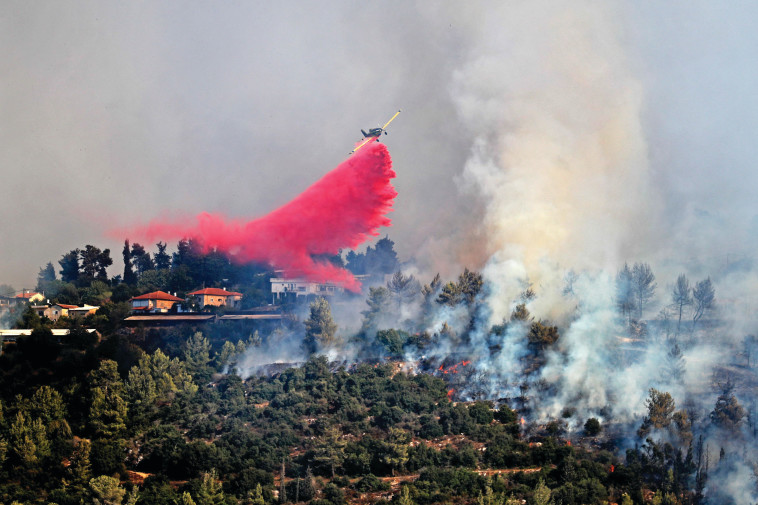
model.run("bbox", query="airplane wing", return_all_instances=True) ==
[382,110,401,130]
[350,137,374,154]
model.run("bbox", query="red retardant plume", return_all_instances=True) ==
[116,142,396,292]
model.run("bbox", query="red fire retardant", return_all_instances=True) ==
[119,142,396,292]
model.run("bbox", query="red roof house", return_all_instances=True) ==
[188,288,243,309]
[129,291,184,313]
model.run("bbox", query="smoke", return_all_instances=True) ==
[114,141,396,291]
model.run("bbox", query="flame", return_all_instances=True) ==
[610,465,615,473]
[520,417,526,425]
[447,389,455,399]
[566,440,571,447]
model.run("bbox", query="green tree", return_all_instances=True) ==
[361,286,391,336]
[123,240,137,285]
[304,297,338,354]
[584,417,601,436]
[638,388,675,438]
[710,382,745,432]
[179,492,197,505]
[36,261,57,294]
[80,245,113,284]
[527,320,559,350]
[437,281,462,307]
[532,479,551,505]
[154,241,172,270]
[28,385,66,423]
[382,427,410,477]
[69,438,93,487]
[183,332,213,383]
[89,475,129,505]
[88,360,128,438]
[9,411,50,466]
[398,485,414,505]
[195,469,226,505]
[131,242,154,276]
[311,426,346,478]
[59,249,81,284]
[126,349,197,422]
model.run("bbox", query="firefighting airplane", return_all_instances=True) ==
[350,110,401,154]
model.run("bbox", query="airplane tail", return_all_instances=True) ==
[361,129,369,137]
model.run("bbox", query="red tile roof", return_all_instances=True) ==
[188,288,243,297]
[56,304,78,309]
[130,291,184,302]
[16,292,41,299]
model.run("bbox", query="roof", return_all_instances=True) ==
[55,304,78,309]
[69,305,99,311]
[130,291,184,302]
[124,315,216,322]
[188,288,243,297]
[217,314,283,321]
[15,292,41,299]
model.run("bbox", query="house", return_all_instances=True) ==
[32,303,78,321]
[15,291,45,305]
[188,288,243,309]
[270,277,344,302]
[130,291,184,313]
[68,305,100,318]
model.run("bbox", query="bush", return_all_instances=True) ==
[584,418,601,436]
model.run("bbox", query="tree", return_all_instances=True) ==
[458,268,483,304]
[662,339,685,385]
[638,388,675,438]
[671,274,692,333]
[131,242,154,276]
[616,263,635,321]
[710,381,745,432]
[154,241,171,270]
[584,418,601,436]
[361,286,391,336]
[532,479,551,505]
[382,427,410,477]
[631,262,656,320]
[527,320,559,350]
[304,297,338,354]
[126,349,197,421]
[9,411,50,466]
[398,485,414,505]
[184,332,213,384]
[80,245,113,283]
[89,475,128,505]
[60,249,81,283]
[36,262,57,294]
[367,236,398,275]
[123,240,137,285]
[437,281,462,307]
[311,426,346,478]
[692,277,715,327]
[387,271,421,308]
[88,360,128,438]
[195,469,226,505]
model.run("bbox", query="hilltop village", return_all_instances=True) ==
[0,238,754,505]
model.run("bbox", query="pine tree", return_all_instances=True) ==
[304,297,338,354]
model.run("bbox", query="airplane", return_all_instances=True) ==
[350,110,401,154]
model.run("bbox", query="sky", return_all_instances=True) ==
[2,1,758,293]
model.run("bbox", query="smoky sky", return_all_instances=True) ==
[2,1,758,290]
